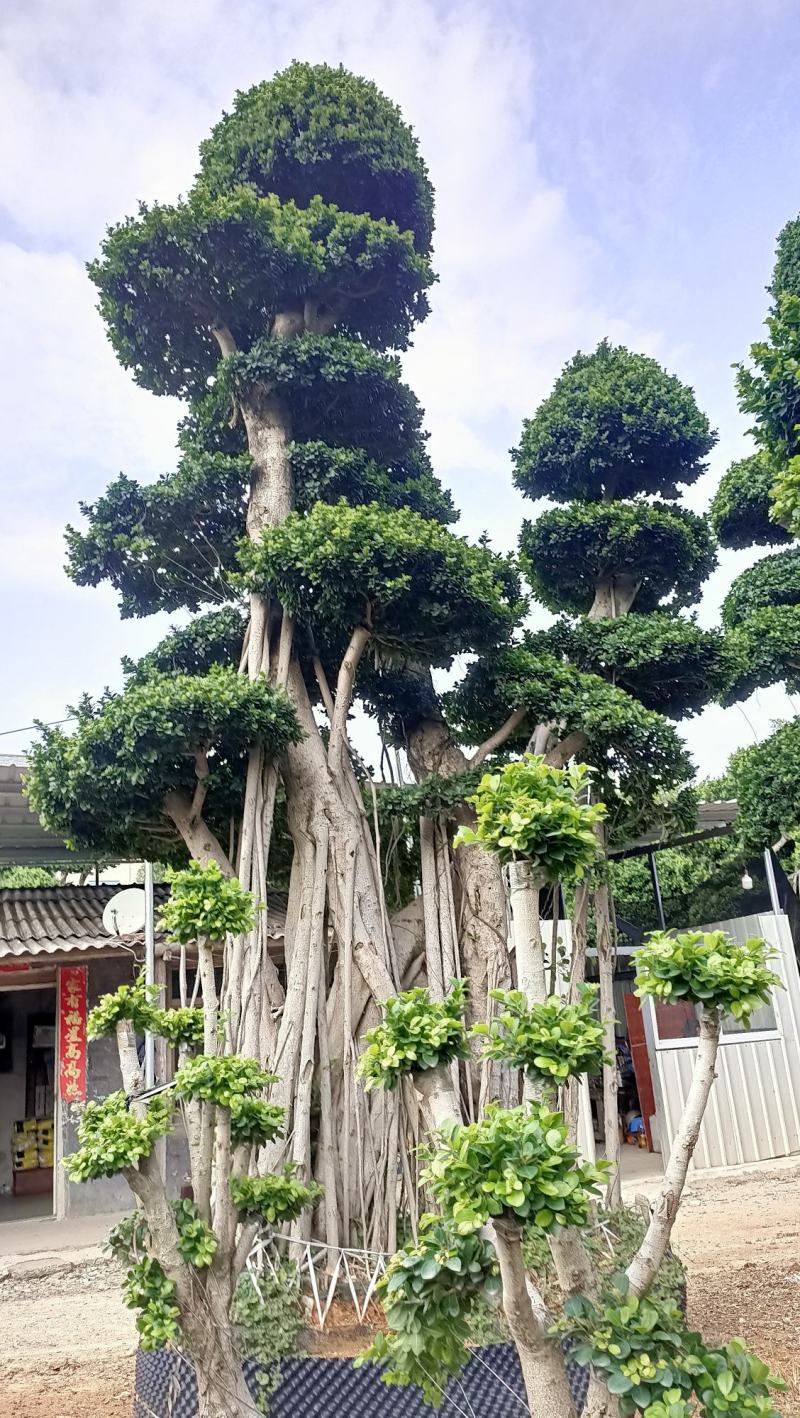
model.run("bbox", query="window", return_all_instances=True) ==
[653,997,777,1046]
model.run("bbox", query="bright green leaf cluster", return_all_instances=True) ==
[161,860,256,944]
[229,1095,286,1148]
[560,1278,784,1418]
[356,1215,500,1406]
[737,294,800,521]
[239,499,524,663]
[423,1103,608,1234]
[357,980,469,1091]
[475,986,609,1083]
[87,977,160,1039]
[172,1198,218,1269]
[769,454,800,539]
[230,1166,322,1224]
[174,1054,276,1108]
[87,975,205,1050]
[455,756,605,877]
[123,1255,182,1351]
[65,1091,173,1182]
[149,1006,206,1049]
[635,930,781,1025]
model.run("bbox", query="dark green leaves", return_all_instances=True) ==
[730,718,800,851]
[358,980,470,1090]
[454,756,605,877]
[513,341,716,504]
[635,929,781,1024]
[198,61,435,252]
[521,500,717,615]
[722,548,800,629]
[710,453,791,550]
[90,187,433,397]
[25,667,301,858]
[535,613,732,720]
[221,334,426,464]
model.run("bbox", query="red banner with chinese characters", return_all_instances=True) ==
[58,965,87,1102]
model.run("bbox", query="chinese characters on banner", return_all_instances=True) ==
[58,965,87,1102]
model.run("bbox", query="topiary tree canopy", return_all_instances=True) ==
[240,500,524,662]
[520,500,716,616]
[512,340,716,504]
[530,613,731,719]
[197,62,435,251]
[709,451,791,550]
[729,721,800,851]
[26,668,300,863]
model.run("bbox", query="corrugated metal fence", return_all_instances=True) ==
[650,913,800,1169]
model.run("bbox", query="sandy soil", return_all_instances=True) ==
[0,1258,135,1418]
[0,1163,797,1415]
[671,1163,800,1412]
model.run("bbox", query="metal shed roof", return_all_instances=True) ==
[0,884,289,959]
[0,755,87,866]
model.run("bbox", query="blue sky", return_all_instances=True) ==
[1,0,799,776]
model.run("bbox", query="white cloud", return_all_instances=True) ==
[0,0,794,778]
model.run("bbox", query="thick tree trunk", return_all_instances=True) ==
[407,706,512,1035]
[626,1007,721,1297]
[182,1298,253,1418]
[492,1218,577,1418]
[588,574,639,620]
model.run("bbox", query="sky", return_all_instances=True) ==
[1,0,800,778]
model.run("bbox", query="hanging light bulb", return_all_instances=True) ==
[741,870,754,891]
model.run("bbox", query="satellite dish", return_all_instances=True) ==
[102,887,147,937]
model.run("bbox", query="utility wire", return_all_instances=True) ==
[0,715,76,739]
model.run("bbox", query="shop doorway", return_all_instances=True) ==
[0,985,57,1221]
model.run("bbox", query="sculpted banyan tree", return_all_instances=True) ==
[30,56,728,1248]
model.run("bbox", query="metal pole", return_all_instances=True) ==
[144,861,155,1088]
[648,849,666,931]
[764,848,782,917]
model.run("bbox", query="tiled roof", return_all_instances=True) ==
[0,885,288,958]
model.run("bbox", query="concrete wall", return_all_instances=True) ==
[58,957,188,1218]
[0,986,56,1196]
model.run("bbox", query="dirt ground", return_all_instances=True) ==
[0,1163,798,1416]
[671,1163,800,1412]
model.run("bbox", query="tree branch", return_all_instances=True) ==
[544,730,589,768]
[328,623,371,770]
[210,322,237,358]
[190,749,210,823]
[470,707,528,768]
[626,1006,721,1297]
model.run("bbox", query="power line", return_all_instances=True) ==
[0,715,76,739]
